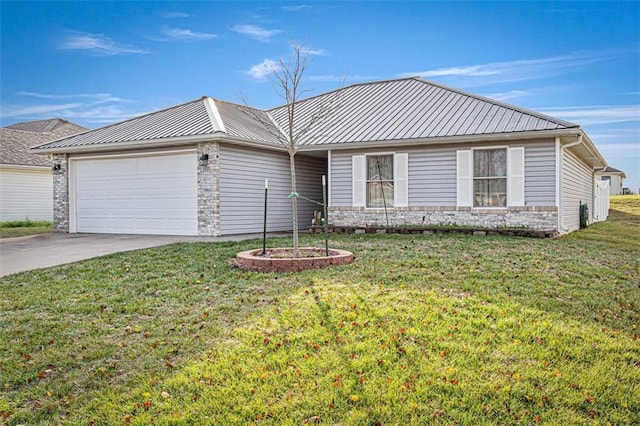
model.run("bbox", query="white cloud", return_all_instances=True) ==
[596,142,640,152]
[399,51,617,86]
[307,74,379,83]
[1,103,84,118]
[303,47,328,56]
[410,65,499,78]
[246,59,278,80]
[1,92,143,125]
[162,27,217,40]
[538,105,640,126]
[485,90,534,101]
[232,24,282,42]
[17,92,130,104]
[162,12,190,18]
[281,5,311,12]
[58,31,149,56]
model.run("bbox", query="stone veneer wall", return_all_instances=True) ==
[197,142,220,236]
[329,206,558,231]
[51,153,69,232]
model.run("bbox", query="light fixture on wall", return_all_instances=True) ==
[199,153,209,167]
[52,163,61,174]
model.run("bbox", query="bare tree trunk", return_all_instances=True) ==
[289,150,299,256]
[239,41,344,257]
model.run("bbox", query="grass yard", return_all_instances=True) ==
[1,197,638,425]
[0,220,52,239]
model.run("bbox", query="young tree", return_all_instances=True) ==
[246,41,342,256]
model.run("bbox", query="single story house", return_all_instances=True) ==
[32,77,608,236]
[595,166,626,195]
[1,118,86,221]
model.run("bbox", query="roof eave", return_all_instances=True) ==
[575,130,608,169]
[299,128,582,152]
[30,133,286,155]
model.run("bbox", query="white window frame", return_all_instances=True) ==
[352,152,408,209]
[472,146,508,209]
[365,153,395,208]
[457,146,525,209]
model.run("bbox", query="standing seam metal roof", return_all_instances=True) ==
[267,78,578,146]
[33,77,579,151]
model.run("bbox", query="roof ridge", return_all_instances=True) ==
[266,76,421,113]
[203,97,227,133]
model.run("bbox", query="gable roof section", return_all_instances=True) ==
[1,120,87,166]
[33,97,282,151]
[596,166,626,177]
[215,100,283,143]
[268,77,579,146]
[34,98,219,150]
[5,118,83,133]
[33,77,582,154]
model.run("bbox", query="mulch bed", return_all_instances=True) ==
[309,225,557,238]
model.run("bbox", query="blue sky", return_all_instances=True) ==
[2,1,639,189]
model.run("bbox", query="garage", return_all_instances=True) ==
[70,151,198,235]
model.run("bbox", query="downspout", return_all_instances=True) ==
[558,135,583,233]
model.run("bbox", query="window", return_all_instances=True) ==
[366,155,394,207]
[457,147,524,208]
[353,153,407,208]
[473,148,507,207]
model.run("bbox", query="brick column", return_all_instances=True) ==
[51,154,69,232]
[197,142,220,236]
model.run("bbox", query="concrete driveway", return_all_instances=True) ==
[0,232,278,277]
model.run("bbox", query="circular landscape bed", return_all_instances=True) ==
[235,247,354,273]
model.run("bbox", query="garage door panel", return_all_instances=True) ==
[73,152,197,236]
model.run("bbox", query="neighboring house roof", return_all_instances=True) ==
[1,119,87,167]
[32,77,603,166]
[5,118,82,133]
[596,166,626,178]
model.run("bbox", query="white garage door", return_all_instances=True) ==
[71,151,198,235]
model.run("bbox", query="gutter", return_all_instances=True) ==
[30,133,288,155]
[558,136,583,233]
[558,134,600,233]
[299,128,581,153]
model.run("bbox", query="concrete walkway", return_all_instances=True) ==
[0,232,287,277]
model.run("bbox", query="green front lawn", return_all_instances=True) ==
[1,197,638,425]
[0,220,52,239]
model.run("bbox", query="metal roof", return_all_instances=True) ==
[33,98,218,150]
[214,100,283,144]
[33,77,581,153]
[268,77,579,146]
[33,97,283,151]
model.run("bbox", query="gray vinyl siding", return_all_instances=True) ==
[329,139,556,208]
[561,149,594,233]
[329,152,353,206]
[407,147,456,206]
[329,147,457,207]
[524,140,556,206]
[219,144,325,235]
